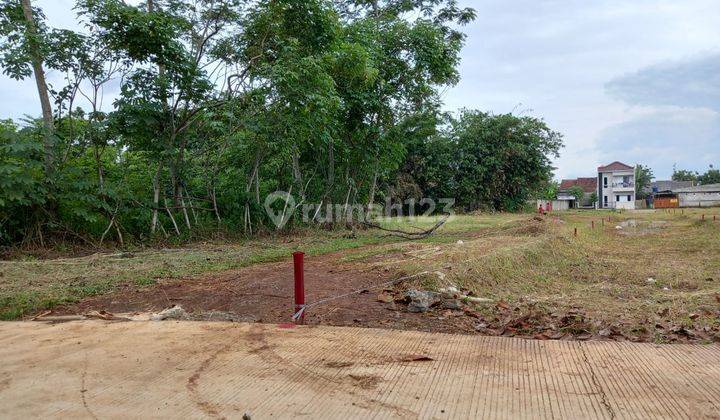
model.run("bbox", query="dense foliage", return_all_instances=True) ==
[0,0,562,246]
[672,166,720,185]
[635,164,653,199]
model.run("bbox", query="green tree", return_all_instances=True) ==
[672,168,698,182]
[698,166,720,185]
[567,185,584,208]
[0,0,57,175]
[635,164,653,199]
[448,110,563,211]
[543,181,559,201]
[589,192,598,207]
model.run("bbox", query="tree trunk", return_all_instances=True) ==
[164,198,181,235]
[327,138,334,196]
[291,151,305,201]
[21,0,54,177]
[178,185,192,230]
[151,160,163,234]
[368,170,378,209]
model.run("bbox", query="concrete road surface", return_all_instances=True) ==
[0,321,718,419]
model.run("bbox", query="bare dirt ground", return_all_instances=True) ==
[55,250,482,334]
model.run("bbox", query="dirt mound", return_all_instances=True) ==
[501,217,550,236]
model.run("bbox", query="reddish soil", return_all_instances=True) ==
[54,245,720,343]
[57,251,479,334]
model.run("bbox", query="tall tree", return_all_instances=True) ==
[0,0,55,175]
[697,165,720,185]
[450,111,563,211]
[635,164,653,199]
[672,167,698,183]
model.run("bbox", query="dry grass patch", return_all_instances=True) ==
[390,210,720,342]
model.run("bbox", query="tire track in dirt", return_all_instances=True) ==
[185,334,241,419]
[243,324,418,418]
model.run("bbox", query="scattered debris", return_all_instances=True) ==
[456,240,464,245]
[32,315,88,322]
[150,305,189,321]
[30,310,52,320]
[84,310,126,321]
[439,286,493,305]
[442,300,463,310]
[363,214,450,240]
[439,286,460,298]
[404,289,441,313]
[463,296,493,304]
[646,277,656,284]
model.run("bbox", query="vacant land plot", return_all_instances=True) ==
[2,209,719,343]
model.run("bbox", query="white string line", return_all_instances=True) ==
[292,271,430,321]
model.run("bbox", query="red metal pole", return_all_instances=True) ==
[574,227,577,237]
[293,251,305,324]
[591,220,595,229]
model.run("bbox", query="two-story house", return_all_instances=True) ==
[597,161,636,209]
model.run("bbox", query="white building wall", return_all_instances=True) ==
[598,168,636,210]
[678,192,720,207]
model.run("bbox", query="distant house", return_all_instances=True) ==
[558,177,597,208]
[597,161,636,210]
[673,183,720,207]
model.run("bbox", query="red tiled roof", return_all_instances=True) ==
[598,161,633,171]
[559,177,597,193]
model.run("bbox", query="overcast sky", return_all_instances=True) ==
[2,0,719,180]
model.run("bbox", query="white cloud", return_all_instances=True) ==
[606,53,720,111]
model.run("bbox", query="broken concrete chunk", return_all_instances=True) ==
[150,305,189,321]
[442,299,463,310]
[404,289,441,313]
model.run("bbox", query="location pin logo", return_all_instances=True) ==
[264,191,295,229]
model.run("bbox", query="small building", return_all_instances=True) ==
[653,191,680,209]
[558,177,597,208]
[643,180,694,195]
[597,161,636,210]
[673,184,720,207]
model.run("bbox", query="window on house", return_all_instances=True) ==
[627,195,631,201]
[603,177,608,188]
[604,196,608,205]
[616,195,620,202]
